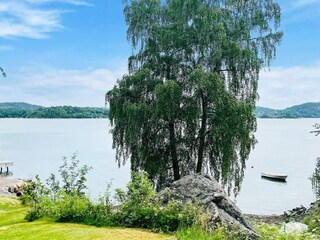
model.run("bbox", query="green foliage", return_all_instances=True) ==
[304,201,320,236]
[22,165,200,233]
[22,153,93,221]
[255,103,320,118]
[310,158,320,199]
[0,197,172,240]
[20,175,48,206]
[107,0,282,192]
[0,109,30,118]
[177,223,318,240]
[255,224,316,240]
[115,172,201,232]
[56,153,92,195]
[176,224,252,240]
[310,126,320,198]
[0,103,108,118]
[27,106,108,118]
[176,226,227,240]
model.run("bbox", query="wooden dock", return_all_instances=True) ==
[0,161,13,173]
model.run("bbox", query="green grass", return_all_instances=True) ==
[0,196,174,240]
[176,226,229,240]
[255,224,317,240]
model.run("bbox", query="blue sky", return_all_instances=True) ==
[0,0,319,109]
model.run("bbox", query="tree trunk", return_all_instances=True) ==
[196,91,207,173]
[169,122,180,180]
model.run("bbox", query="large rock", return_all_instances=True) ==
[280,222,308,233]
[158,174,258,239]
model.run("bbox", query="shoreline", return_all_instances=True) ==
[246,202,318,226]
[0,174,317,227]
[0,175,27,196]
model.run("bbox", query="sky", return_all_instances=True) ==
[0,0,319,109]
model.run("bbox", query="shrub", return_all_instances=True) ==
[21,162,201,232]
[177,224,318,240]
[20,175,48,206]
[304,201,320,236]
[48,152,92,196]
[22,153,93,222]
[114,171,201,232]
[255,224,316,240]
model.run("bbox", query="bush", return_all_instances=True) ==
[20,175,48,206]
[113,171,201,232]
[22,153,93,222]
[21,160,201,233]
[304,201,320,236]
[255,224,316,240]
[177,224,318,240]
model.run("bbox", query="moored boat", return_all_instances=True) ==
[261,172,288,181]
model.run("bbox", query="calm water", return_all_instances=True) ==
[0,119,130,198]
[0,118,319,214]
[236,119,320,214]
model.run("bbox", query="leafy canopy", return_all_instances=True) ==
[107,0,282,192]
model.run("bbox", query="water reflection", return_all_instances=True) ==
[261,176,287,184]
[0,171,13,177]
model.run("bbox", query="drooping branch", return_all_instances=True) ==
[0,67,6,77]
[311,124,320,136]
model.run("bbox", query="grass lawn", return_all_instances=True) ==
[0,196,174,240]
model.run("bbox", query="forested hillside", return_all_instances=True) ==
[255,102,320,118]
[0,102,108,118]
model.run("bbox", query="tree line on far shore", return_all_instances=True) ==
[255,102,320,118]
[0,104,108,119]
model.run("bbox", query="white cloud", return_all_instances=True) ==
[258,65,320,109]
[0,66,127,107]
[1,63,318,109]
[0,0,90,39]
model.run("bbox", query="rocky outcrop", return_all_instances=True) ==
[158,174,258,239]
[0,177,27,196]
[283,205,307,222]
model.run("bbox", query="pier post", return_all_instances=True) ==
[0,161,13,174]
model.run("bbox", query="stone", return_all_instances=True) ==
[280,222,308,233]
[158,174,259,239]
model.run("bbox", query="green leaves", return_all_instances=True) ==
[107,0,282,193]
[155,80,182,122]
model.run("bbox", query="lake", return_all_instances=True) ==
[0,118,319,214]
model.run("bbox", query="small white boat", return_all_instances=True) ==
[261,172,288,181]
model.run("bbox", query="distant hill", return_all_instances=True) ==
[0,102,42,111]
[255,102,320,118]
[0,102,108,119]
